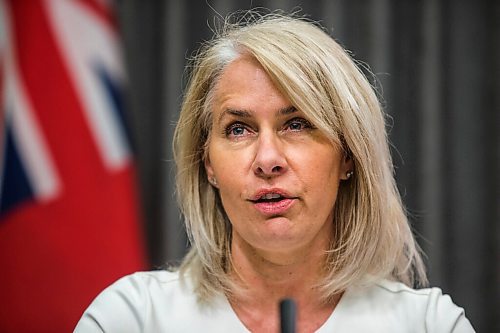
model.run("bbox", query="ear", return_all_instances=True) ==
[204,154,217,187]
[339,153,354,180]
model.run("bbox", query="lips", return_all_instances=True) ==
[248,189,297,215]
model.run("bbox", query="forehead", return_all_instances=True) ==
[212,56,291,117]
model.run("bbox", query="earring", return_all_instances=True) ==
[210,177,217,186]
[346,171,354,179]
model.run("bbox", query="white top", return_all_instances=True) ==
[74,271,474,332]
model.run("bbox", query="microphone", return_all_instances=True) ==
[279,298,296,333]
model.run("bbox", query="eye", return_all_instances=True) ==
[225,122,250,138]
[284,117,314,132]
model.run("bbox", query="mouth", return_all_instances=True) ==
[249,189,296,203]
[248,190,297,215]
[252,193,288,203]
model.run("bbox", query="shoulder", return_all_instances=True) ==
[74,270,186,333]
[328,279,474,332]
[92,270,184,310]
[99,270,182,296]
[74,270,246,333]
[108,270,183,299]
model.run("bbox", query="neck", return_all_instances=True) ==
[228,231,340,332]
[231,233,327,298]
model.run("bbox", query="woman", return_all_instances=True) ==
[75,13,474,332]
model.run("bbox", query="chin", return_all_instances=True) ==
[256,219,303,246]
[262,215,295,233]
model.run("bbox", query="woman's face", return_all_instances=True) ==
[205,56,352,258]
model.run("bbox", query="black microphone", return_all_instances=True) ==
[279,298,296,333]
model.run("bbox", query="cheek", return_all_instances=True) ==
[210,148,247,180]
[208,145,252,202]
[296,148,342,206]
[295,147,341,185]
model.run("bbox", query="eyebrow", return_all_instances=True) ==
[217,106,297,124]
[279,106,297,116]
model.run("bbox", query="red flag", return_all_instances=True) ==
[0,1,147,331]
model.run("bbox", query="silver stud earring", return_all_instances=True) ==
[211,177,217,186]
[346,171,354,179]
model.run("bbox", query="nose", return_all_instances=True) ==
[252,132,288,178]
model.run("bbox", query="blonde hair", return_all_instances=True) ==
[173,12,427,302]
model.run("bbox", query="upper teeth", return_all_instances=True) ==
[261,193,282,200]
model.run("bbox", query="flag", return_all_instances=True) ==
[0,1,147,331]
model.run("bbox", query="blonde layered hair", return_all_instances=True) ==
[174,12,427,301]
